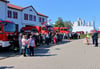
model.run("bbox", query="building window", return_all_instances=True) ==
[39,17,41,22]
[8,10,12,18]
[24,14,28,20]
[30,9,32,11]
[34,16,36,21]
[29,15,32,21]
[13,11,18,19]
[42,18,44,22]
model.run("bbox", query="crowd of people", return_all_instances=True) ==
[10,31,83,57]
[12,31,64,57]
[63,33,80,39]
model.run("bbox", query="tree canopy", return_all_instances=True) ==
[54,17,64,27]
[54,17,73,32]
[64,21,73,31]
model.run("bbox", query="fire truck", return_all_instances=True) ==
[21,19,54,34]
[21,25,54,34]
[0,20,16,47]
[53,27,70,34]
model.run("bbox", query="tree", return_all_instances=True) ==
[54,17,64,27]
[64,21,73,32]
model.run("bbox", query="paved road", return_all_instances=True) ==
[0,39,100,69]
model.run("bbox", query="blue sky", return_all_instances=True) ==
[9,0,100,29]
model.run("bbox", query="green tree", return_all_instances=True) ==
[54,17,64,27]
[64,21,73,32]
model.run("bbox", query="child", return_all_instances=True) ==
[86,33,91,45]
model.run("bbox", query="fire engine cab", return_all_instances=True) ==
[21,25,54,34]
[53,27,70,34]
[0,20,16,47]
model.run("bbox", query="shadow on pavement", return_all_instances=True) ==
[34,54,57,57]
[34,46,58,57]
[34,40,71,57]
[0,39,71,58]
[0,47,18,60]
[56,40,71,45]
[0,66,14,69]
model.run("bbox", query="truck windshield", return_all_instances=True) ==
[42,27,46,30]
[64,29,68,31]
[47,26,53,31]
[32,29,38,33]
[3,22,15,32]
[55,29,59,32]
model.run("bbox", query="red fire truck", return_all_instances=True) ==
[21,26,40,33]
[21,19,54,34]
[53,27,70,34]
[21,25,54,34]
[60,27,70,34]
[0,20,16,47]
[53,27,60,32]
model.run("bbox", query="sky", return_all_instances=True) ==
[9,0,100,29]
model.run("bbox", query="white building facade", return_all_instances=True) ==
[0,0,48,31]
[72,18,95,33]
[98,27,100,31]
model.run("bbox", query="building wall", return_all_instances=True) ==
[37,15,47,26]
[22,7,38,26]
[72,26,94,33]
[22,7,48,27]
[0,1,48,32]
[6,8,22,31]
[72,18,95,33]
[0,1,7,20]
[98,27,100,31]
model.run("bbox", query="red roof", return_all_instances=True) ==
[7,4,23,10]
[37,12,48,18]
[7,3,48,17]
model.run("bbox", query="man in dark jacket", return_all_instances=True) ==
[92,31,98,47]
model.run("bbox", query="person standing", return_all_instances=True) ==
[22,35,27,56]
[13,32,19,52]
[78,33,80,39]
[92,34,94,45]
[28,35,35,56]
[19,33,22,54]
[46,33,50,45]
[86,33,91,45]
[92,31,98,47]
[63,33,66,39]
[42,33,46,44]
[53,35,57,44]
[39,33,43,45]
[49,32,52,43]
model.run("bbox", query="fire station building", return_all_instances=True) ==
[0,0,48,32]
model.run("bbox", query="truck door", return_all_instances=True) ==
[0,24,3,40]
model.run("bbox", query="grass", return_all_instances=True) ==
[80,34,87,39]
[80,34,100,39]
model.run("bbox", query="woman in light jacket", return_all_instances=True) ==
[28,35,35,56]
